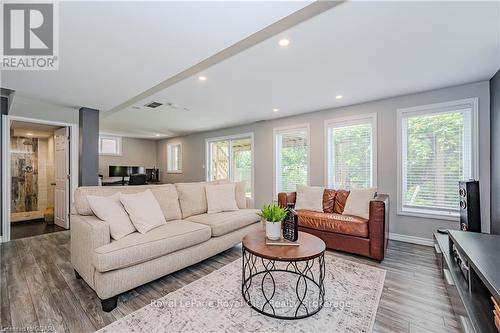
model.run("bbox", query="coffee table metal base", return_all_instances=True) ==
[241,247,325,320]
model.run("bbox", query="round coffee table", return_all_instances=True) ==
[241,230,326,320]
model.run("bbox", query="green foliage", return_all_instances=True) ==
[332,123,371,188]
[404,111,465,210]
[281,140,308,191]
[258,203,287,223]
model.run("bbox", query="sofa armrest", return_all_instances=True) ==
[70,214,110,288]
[246,197,255,209]
[277,192,297,208]
[368,194,389,261]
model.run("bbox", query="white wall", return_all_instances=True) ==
[157,81,491,240]
[9,95,80,124]
[99,137,158,177]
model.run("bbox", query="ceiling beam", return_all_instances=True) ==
[102,1,344,118]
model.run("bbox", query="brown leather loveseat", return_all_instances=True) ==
[278,190,389,261]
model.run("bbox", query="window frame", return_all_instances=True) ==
[273,124,311,196]
[167,143,183,174]
[324,113,377,189]
[98,135,122,156]
[396,98,479,221]
[205,132,254,197]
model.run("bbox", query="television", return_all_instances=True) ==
[109,165,146,182]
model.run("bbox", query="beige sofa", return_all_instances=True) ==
[70,183,261,311]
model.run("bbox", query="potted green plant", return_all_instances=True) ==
[258,203,288,240]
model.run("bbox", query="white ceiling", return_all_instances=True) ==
[100,1,500,138]
[1,1,310,111]
[3,1,500,139]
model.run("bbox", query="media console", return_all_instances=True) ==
[434,230,500,333]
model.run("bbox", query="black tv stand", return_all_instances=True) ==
[434,230,500,333]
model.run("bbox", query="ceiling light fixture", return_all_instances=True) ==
[278,39,290,47]
[26,133,33,136]
[155,133,160,137]
[335,95,343,100]
[273,108,279,112]
[198,75,207,81]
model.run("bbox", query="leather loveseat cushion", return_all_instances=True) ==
[93,220,211,272]
[297,210,368,238]
[186,209,260,237]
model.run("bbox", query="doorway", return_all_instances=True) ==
[2,116,78,242]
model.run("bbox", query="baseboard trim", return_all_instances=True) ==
[389,233,434,247]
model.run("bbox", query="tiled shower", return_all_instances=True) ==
[11,135,55,222]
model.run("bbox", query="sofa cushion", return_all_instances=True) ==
[186,209,260,237]
[176,183,208,218]
[93,220,211,272]
[323,189,337,213]
[297,210,369,238]
[74,184,182,221]
[343,188,377,219]
[333,190,350,214]
[205,184,239,214]
[295,185,325,212]
[119,190,166,234]
[86,193,136,240]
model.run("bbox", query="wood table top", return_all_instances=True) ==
[242,230,326,261]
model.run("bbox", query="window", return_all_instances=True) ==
[274,125,310,194]
[326,114,377,189]
[398,98,478,219]
[206,134,253,197]
[167,143,182,173]
[99,136,121,156]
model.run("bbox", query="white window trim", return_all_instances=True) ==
[99,135,122,156]
[205,132,254,197]
[167,143,183,174]
[273,123,311,197]
[324,113,378,189]
[396,97,479,221]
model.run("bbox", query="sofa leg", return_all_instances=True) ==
[74,269,82,279]
[101,296,118,312]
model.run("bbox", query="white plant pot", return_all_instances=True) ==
[266,221,282,240]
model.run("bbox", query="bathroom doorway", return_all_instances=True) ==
[8,120,70,239]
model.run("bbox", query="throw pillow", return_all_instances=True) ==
[176,183,208,218]
[333,190,350,214]
[342,188,377,219]
[119,190,166,233]
[323,189,337,213]
[294,185,325,212]
[205,183,239,214]
[86,193,136,240]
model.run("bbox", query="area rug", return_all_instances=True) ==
[98,254,386,333]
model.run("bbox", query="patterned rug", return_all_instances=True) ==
[98,254,386,333]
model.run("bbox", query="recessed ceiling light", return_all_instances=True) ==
[336,95,343,100]
[278,39,290,47]
[26,133,33,136]
[198,76,207,81]
[155,133,160,137]
[273,108,279,112]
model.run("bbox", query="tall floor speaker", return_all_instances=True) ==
[458,180,481,232]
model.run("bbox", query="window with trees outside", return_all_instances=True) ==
[326,114,376,189]
[206,134,253,197]
[167,143,182,173]
[274,125,310,195]
[398,98,478,219]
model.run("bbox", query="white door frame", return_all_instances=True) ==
[1,115,79,242]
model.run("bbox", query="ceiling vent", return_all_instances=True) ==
[144,101,163,108]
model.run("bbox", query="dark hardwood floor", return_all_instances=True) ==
[10,219,66,240]
[0,231,460,333]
